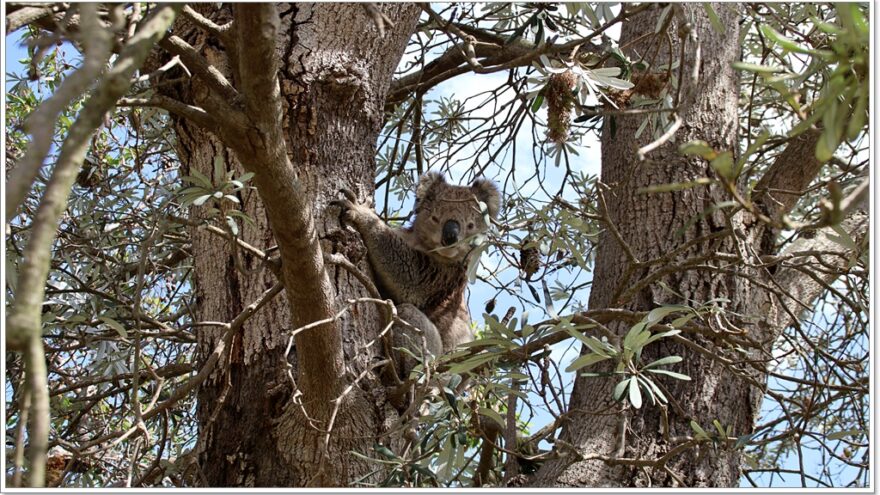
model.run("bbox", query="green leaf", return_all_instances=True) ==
[846,86,868,141]
[542,279,558,319]
[213,156,225,182]
[628,377,642,409]
[647,368,692,381]
[702,3,725,34]
[613,378,630,401]
[760,25,822,56]
[531,94,544,113]
[730,61,782,74]
[710,151,736,180]
[100,316,129,339]
[642,329,681,348]
[180,174,212,189]
[567,328,616,358]
[637,375,666,404]
[566,352,611,373]
[655,4,672,33]
[637,178,713,194]
[478,407,506,429]
[713,419,727,439]
[690,420,710,440]
[743,453,759,469]
[643,355,683,369]
[646,305,690,325]
[373,443,399,460]
[459,337,509,348]
[465,243,488,284]
[225,216,239,236]
[191,169,213,188]
[446,353,496,375]
[827,428,865,440]
[679,140,716,159]
[669,313,697,328]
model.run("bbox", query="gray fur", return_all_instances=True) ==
[334,172,501,377]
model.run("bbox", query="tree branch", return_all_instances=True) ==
[230,3,345,400]
[181,4,231,42]
[384,4,653,111]
[753,128,824,222]
[5,4,59,34]
[4,5,181,486]
[772,210,868,332]
[118,96,220,133]
[158,35,241,105]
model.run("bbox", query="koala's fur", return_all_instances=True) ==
[334,172,500,373]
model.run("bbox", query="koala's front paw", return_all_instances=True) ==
[331,188,375,228]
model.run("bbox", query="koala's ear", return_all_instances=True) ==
[470,178,500,219]
[416,171,445,202]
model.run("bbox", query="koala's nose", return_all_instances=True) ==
[441,220,460,246]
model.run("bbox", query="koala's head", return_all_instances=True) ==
[411,172,500,262]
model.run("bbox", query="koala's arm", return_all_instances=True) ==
[333,193,442,307]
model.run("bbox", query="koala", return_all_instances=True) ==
[333,172,500,378]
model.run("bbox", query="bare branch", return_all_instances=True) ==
[5,4,59,34]
[181,5,231,41]
[753,128,824,222]
[637,113,683,160]
[361,3,394,38]
[772,211,868,332]
[159,35,241,105]
[118,96,220,133]
[385,4,655,110]
[231,3,345,400]
[839,176,869,217]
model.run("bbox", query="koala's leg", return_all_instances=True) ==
[391,303,443,380]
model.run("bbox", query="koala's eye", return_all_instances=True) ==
[431,215,440,223]
[467,222,475,230]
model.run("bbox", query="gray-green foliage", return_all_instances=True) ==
[4,1,869,488]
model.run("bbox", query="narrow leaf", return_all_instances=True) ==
[643,355,683,369]
[702,3,725,34]
[628,377,642,409]
[647,368,692,381]
[100,316,129,339]
[690,420,710,440]
[613,378,630,401]
[566,352,611,373]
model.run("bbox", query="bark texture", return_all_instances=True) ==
[534,5,763,487]
[161,4,421,486]
[532,4,867,487]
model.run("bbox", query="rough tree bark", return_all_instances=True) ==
[158,4,421,486]
[139,2,865,488]
[533,4,867,487]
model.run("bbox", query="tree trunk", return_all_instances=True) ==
[534,5,768,487]
[164,4,421,486]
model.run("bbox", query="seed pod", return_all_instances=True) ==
[546,70,578,144]
[520,246,541,279]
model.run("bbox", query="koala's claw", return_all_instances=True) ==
[339,188,358,203]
